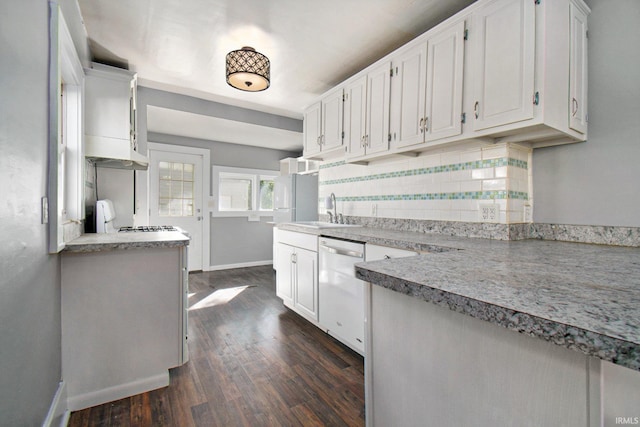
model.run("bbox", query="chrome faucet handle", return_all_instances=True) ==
[327,211,334,223]
[338,213,344,224]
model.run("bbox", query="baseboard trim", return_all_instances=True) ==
[42,381,67,427]
[66,372,169,412]
[208,260,273,271]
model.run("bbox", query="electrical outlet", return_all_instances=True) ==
[478,203,499,223]
[523,204,532,222]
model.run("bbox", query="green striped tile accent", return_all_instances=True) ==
[319,157,527,186]
[321,190,528,202]
[319,160,346,169]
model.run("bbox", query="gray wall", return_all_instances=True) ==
[1,1,67,424]
[533,0,640,227]
[139,87,301,268]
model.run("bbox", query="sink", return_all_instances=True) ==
[288,221,362,229]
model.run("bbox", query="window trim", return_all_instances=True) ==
[48,5,84,253]
[211,166,278,218]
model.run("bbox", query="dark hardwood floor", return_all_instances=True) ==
[68,266,365,426]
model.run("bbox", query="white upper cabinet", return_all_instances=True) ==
[303,101,322,157]
[345,62,391,161]
[344,76,368,158]
[322,88,344,151]
[365,61,392,156]
[303,88,344,159]
[393,20,465,150]
[392,43,426,148]
[303,0,589,162]
[472,0,535,131]
[569,1,589,134]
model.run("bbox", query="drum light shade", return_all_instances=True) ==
[225,46,270,92]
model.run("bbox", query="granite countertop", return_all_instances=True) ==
[276,223,640,371]
[63,231,190,253]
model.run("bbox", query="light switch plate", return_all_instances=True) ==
[41,197,49,224]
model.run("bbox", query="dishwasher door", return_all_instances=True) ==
[318,237,365,355]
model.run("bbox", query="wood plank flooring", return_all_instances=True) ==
[68,266,365,426]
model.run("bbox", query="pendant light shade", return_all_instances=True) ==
[225,46,270,92]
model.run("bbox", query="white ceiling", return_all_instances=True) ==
[78,0,475,149]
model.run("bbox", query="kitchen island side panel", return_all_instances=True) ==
[367,284,592,427]
[61,246,184,410]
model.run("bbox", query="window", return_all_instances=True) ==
[212,166,278,217]
[158,161,194,217]
[219,172,254,211]
[48,6,84,252]
[259,177,275,210]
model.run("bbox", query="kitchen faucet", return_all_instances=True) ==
[326,193,340,223]
[330,193,338,223]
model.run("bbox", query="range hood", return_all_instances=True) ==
[85,135,149,170]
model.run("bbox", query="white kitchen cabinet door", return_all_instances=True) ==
[394,44,428,149]
[365,61,391,156]
[293,247,318,322]
[275,243,295,306]
[425,20,465,142]
[344,76,368,158]
[303,101,322,157]
[394,19,464,149]
[473,0,535,131]
[321,88,344,152]
[569,1,588,134]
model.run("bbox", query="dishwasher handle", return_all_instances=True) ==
[319,244,363,259]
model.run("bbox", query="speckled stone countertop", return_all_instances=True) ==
[63,231,189,253]
[276,223,640,371]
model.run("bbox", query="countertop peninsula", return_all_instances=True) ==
[63,231,190,253]
[276,223,640,371]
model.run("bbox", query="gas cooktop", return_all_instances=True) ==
[118,226,178,232]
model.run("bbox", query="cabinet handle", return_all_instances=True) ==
[474,101,479,119]
[366,135,370,147]
[317,136,321,146]
[572,98,578,117]
[424,117,429,132]
[419,117,424,133]
[361,136,365,148]
[322,135,326,145]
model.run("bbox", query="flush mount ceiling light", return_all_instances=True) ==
[225,46,270,92]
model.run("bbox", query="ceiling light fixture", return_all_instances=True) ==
[225,46,270,92]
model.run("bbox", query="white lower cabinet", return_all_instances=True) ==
[275,242,295,305]
[61,245,187,411]
[275,229,319,323]
[292,247,318,321]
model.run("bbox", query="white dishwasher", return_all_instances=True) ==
[319,238,419,355]
[319,237,366,354]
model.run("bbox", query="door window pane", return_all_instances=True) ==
[158,161,195,217]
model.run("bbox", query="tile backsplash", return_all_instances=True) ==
[318,143,532,224]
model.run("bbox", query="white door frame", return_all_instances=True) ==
[148,142,211,271]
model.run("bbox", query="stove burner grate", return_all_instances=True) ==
[118,225,178,232]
